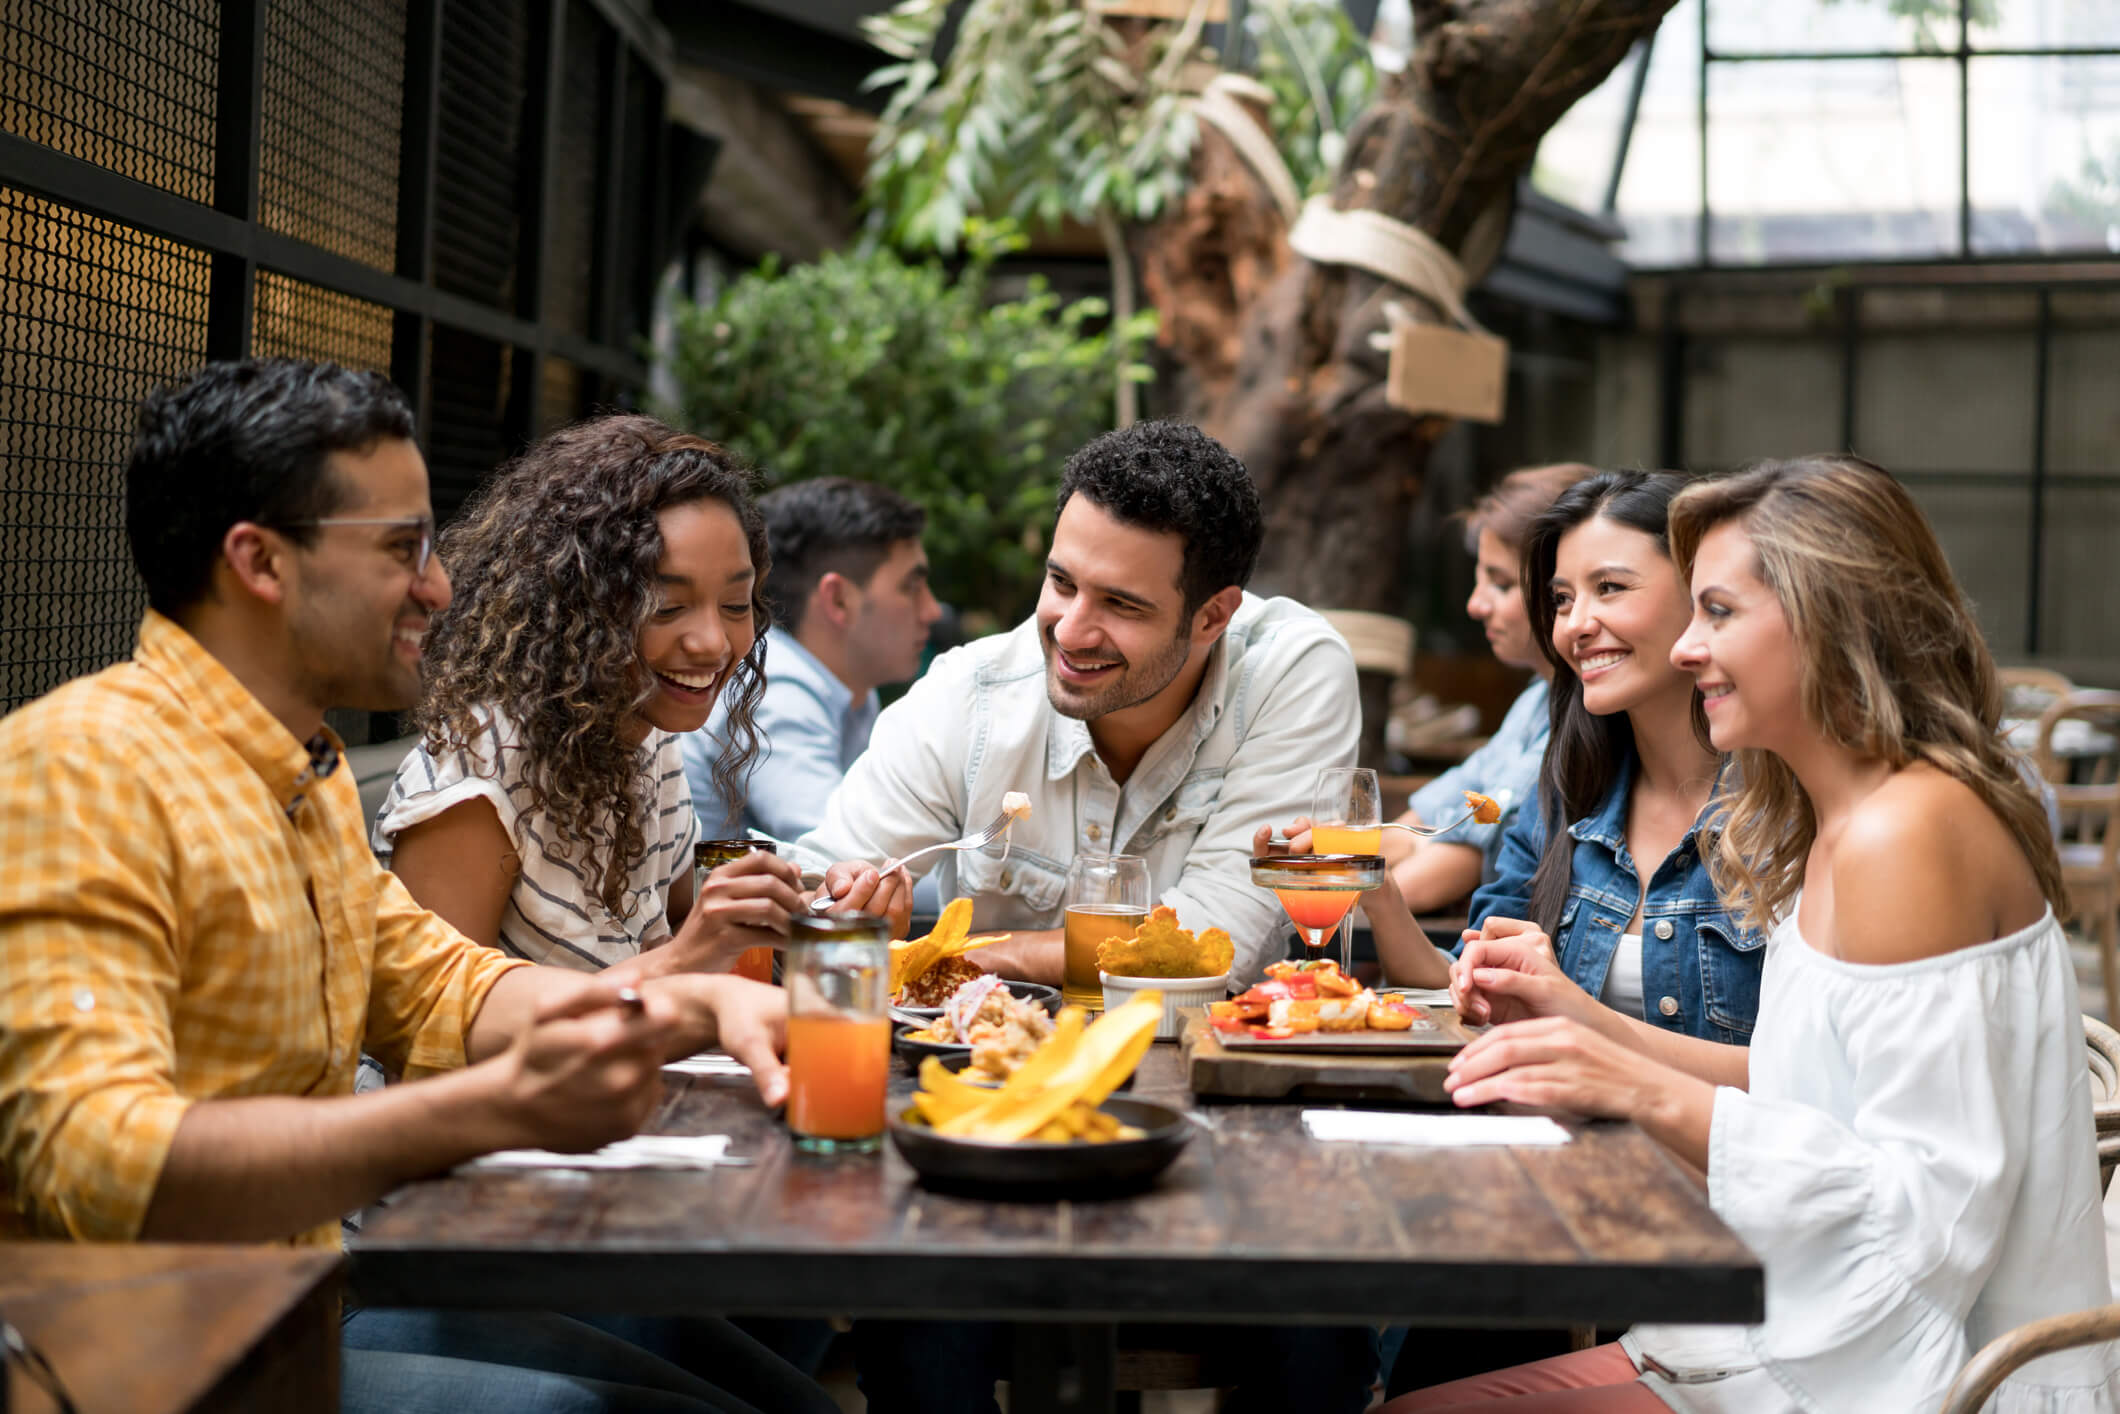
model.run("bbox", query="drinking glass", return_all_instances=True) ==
[1062,853,1150,1011]
[695,838,778,983]
[1248,853,1387,976]
[1309,767,1383,856]
[784,912,892,1154]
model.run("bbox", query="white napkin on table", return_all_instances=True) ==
[458,1134,752,1172]
[662,1052,752,1077]
[1302,1109,1571,1148]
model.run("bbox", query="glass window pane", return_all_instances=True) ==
[1613,0,1703,265]
[1970,56,2120,253]
[1708,0,1940,56]
[1533,40,1644,211]
[1707,58,1960,262]
[1975,0,2120,51]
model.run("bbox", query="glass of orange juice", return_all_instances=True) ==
[1309,767,1382,856]
[1063,853,1149,1011]
[784,911,892,1154]
[695,838,779,983]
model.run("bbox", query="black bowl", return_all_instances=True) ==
[931,1049,1133,1093]
[893,1024,972,1065]
[887,1096,1190,1196]
[892,980,1061,1021]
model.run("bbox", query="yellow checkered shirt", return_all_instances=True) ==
[0,611,529,1244]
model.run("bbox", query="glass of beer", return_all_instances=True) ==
[695,838,778,983]
[1062,853,1149,1011]
[784,911,892,1154]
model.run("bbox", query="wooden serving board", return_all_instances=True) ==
[1181,1006,1480,1103]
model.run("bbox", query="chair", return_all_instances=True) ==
[1940,1304,2120,1414]
[2088,1017,2120,1193]
[2036,692,2120,1022]
[2000,666,2076,731]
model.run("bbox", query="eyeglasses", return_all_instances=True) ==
[280,516,435,576]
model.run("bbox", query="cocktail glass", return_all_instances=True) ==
[1247,853,1387,976]
[1309,767,1382,856]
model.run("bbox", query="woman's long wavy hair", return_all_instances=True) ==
[1523,470,1708,936]
[415,414,772,917]
[1668,455,2065,934]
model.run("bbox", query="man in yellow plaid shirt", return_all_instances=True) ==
[0,360,857,1413]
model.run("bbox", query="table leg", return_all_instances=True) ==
[1011,1321,1116,1414]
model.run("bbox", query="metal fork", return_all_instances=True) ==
[1273,793,1506,852]
[806,807,1020,912]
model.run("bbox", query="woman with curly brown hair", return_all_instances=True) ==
[375,413,904,979]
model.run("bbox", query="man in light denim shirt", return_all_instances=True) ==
[682,478,940,840]
[801,421,1360,988]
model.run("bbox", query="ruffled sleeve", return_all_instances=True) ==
[370,709,523,863]
[1704,951,2107,1411]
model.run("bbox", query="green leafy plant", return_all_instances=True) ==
[657,222,1156,628]
[1245,0,1377,197]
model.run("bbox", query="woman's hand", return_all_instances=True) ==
[818,860,915,940]
[1449,918,1591,1028]
[1444,1014,1715,1169]
[667,849,806,970]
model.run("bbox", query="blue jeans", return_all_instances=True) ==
[341,1308,838,1414]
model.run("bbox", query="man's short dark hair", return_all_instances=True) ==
[126,358,416,616]
[1055,420,1263,616]
[760,478,927,634]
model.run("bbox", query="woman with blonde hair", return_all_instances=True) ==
[1388,454,2116,1412]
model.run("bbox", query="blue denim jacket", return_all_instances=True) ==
[1465,752,1764,1044]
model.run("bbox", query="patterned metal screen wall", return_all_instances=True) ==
[259,0,405,270]
[0,0,671,715]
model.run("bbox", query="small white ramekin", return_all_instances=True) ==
[1099,970,1232,1040]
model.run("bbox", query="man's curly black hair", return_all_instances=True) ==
[1055,420,1263,616]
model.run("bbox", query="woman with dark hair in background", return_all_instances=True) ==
[1391,455,2116,1411]
[1382,463,1595,917]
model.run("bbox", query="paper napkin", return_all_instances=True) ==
[459,1134,752,1172]
[663,1052,752,1078]
[1302,1109,1572,1148]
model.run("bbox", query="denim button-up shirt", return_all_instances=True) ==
[1466,752,1764,1043]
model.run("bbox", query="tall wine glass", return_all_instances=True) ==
[1062,854,1149,1011]
[1309,767,1382,855]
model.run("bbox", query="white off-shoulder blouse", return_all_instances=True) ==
[1626,898,2120,1413]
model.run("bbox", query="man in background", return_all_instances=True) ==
[683,476,940,842]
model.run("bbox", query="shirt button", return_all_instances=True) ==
[1000,869,1014,890]
[1164,807,1177,822]
[1658,996,1679,1018]
[72,987,94,1013]
[1087,823,1102,843]
[1653,919,1675,941]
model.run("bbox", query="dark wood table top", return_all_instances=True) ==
[351,1046,1762,1330]
[1,1242,342,1414]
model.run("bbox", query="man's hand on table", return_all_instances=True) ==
[640,973,790,1107]
[488,978,673,1152]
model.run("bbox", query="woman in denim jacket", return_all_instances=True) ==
[1465,470,1763,1044]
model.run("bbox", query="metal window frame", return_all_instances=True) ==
[1,0,666,439]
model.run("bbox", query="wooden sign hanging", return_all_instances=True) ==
[1386,321,1508,425]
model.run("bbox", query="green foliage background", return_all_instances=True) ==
[658,224,1155,629]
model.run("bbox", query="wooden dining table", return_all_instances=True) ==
[351,1043,1762,1413]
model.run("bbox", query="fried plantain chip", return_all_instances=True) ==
[888,897,1009,998]
[1094,905,1234,979]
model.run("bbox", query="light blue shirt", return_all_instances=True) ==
[1407,676,1549,878]
[680,632,880,843]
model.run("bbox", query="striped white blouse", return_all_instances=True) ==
[373,705,698,971]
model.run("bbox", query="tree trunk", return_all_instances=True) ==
[1146,0,1677,614]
